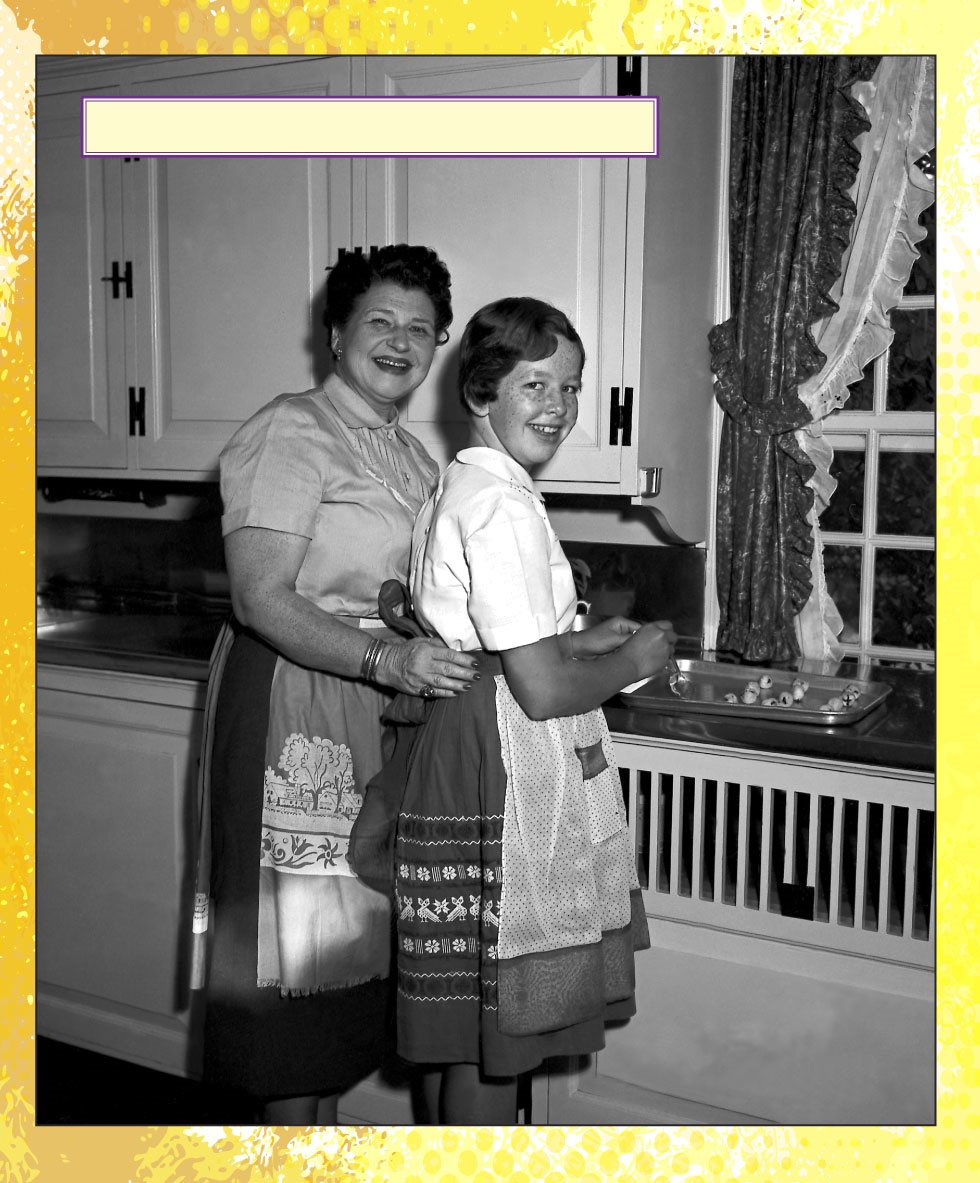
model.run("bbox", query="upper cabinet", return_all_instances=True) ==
[36,55,725,541]
[36,58,353,477]
[36,82,129,470]
[358,56,637,488]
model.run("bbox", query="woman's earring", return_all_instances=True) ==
[335,347,343,359]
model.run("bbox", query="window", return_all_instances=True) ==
[820,150,935,667]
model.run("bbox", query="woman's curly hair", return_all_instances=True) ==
[325,244,453,345]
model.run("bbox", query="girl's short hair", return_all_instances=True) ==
[326,244,453,341]
[458,296,585,410]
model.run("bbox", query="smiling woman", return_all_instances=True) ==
[198,243,482,1125]
[331,279,446,415]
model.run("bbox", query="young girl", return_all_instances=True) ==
[375,297,676,1124]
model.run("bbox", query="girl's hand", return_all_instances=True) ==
[621,619,678,681]
[572,616,642,659]
[376,636,480,698]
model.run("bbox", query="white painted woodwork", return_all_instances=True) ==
[361,56,637,488]
[127,59,353,474]
[35,54,723,538]
[36,85,129,469]
[539,735,935,1126]
[36,58,354,479]
[36,666,206,1076]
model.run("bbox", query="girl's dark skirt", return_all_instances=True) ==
[383,655,638,1079]
[202,627,389,1099]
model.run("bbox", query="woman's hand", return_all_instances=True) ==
[376,636,480,698]
[571,616,641,659]
[621,619,678,681]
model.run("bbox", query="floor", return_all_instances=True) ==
[35,1037,255,1126]
[35,1037,534,1125]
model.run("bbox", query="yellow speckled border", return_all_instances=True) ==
[2,4,974,1181]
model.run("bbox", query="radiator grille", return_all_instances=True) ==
[616,743,934,967]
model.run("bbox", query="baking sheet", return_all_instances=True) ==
[620,659,891,726]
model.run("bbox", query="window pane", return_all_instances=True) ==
[872,548,936,649]
[824,545,862,645]
[876,452,936,536]
[821,448,864,532]
[842,359,874,411]
[914,148,935,180]
[886,309,935,411]
[904,199,935,296]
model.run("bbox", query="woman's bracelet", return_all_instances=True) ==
[360,637,388,683]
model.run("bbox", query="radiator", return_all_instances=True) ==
[613,737,935,969]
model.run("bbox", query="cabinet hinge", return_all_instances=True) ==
[608,386,633,447]
[128,386,146,437]
[101,260,133,299]
[329,245,381,270]
[617,56,642,97]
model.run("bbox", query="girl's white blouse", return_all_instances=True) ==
[410,447,577,652]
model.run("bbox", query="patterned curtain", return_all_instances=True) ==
[709,56,879,664]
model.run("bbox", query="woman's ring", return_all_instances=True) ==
[420,684,434,698]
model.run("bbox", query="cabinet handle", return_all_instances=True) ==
[608,386,634,446]
[128,386,146,437]
[621,386,633,447]
[609,387,620,445]
[101,261,133,300]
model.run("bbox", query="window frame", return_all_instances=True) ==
[820,293,936,667]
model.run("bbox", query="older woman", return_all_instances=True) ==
[202,244,479,1124]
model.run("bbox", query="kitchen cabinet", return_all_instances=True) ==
[357,54,727,518]
[36,57,353,477]
[36,54,725,538]
[359,56,639,488]
[36,82,128,470]
[36,664,206,1076]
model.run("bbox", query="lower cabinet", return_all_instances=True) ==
[36,667,935,1125]
[36,665,206,1077]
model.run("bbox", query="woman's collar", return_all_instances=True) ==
[322,373,400,430]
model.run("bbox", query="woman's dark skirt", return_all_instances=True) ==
[202,627,390,1099]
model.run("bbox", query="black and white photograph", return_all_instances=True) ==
[34,53,936,1127]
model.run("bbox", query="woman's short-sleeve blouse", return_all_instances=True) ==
[411,447,577,652]
[220,375,438,617]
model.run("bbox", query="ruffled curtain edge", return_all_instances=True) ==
[799,57,936,428]
[795,57,936,663]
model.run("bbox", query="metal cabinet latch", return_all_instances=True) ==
[638,466,662,497]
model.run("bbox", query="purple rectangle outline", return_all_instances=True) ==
[81,95,660,159]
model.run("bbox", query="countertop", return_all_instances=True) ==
[37,612,935,774]
[606,648,935,774]
[37,608,223,681]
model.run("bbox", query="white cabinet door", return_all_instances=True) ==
[36,668,205,1075]
[36,86,130,469]
[127,58,354,475]
[36,57,355,478]
[361,57,636,487]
